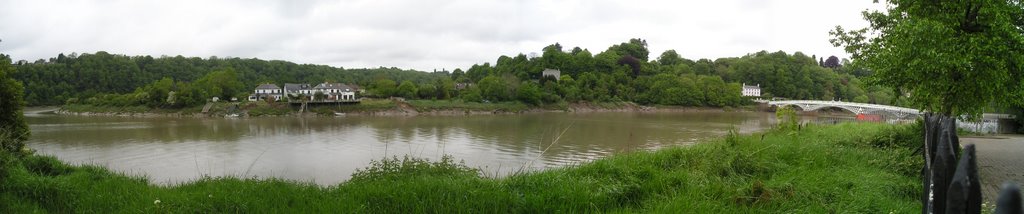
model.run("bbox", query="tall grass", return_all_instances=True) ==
[0,123,923,213]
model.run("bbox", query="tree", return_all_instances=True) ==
[314,91,326,101]
[831,0,1024,117]
[477,76,510,102]
[372,79,397,97]
[196,69,244,100]
[617,55,642,78]
[417,83,436,99]
[0,53,29,153]
[607,38,650,61]
[516,81,543,105]
[436,78,455,99]
[142,77,174,107]
[657,50,685,66]
[397,80,417,99]
[823,56,841,68]
[698,75,729,107]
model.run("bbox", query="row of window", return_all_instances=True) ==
[256,89,353,94]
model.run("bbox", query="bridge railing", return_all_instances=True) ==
[765,100,1015,119]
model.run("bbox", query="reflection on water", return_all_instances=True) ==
[27,111,779,185]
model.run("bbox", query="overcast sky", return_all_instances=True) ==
[0,0,882,71]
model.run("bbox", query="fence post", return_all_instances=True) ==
[945,144,981,214]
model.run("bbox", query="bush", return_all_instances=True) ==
[775,106,799,131]
[349,155,480,183]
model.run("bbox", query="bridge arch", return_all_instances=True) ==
[766,100,920,118]
[772,103,864,115]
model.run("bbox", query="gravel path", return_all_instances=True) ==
[961,135,1024,203]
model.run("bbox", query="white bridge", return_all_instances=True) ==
[765,100,1014,120]
[767,100,921,119]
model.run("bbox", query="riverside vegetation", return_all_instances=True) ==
[12,39,898,116]
[1,122,924,212]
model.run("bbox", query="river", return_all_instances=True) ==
[25,111,791,185]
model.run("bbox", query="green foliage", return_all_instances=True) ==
[831,0,1024,117]
[416,83,436,99]
[516,82,543,105]
[396,80,417,99]
[607,38,650,61]
[0,123,922,212]
[349,155,479,183]
[406,100,530,112]
[313,91,326,101]
[12,53,449,106]
[452,39,893,108]
[853,95,870,103]
[245,102,292,117]
[323,99,397,113]
[16,39,902,111]
[775,106,800,131]
[196,69,244,100]
[459,87,483,103]
[477,76,511,102]
[371,79,398,98]
[0,54,28,151]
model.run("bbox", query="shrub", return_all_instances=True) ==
[349,155,480,183]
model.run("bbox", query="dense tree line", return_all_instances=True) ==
[11,52,449,106]
[12,39,894,109]
[437,39,894,107]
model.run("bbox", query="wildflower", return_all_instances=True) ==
[154,199,161,205]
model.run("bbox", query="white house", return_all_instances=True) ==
[280,82,358,102]
[283,83,312,98]
[542,68,561,81]
[741,83,761,97]
[312,82,357,101]
[249,83,283,101]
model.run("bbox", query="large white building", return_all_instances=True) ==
[741,83,761,97]
[249,83,283,101]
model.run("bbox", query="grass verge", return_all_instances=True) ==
[1,123,923,213]
[406,99,531,112]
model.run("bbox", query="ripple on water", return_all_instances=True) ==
[25,112,780,185]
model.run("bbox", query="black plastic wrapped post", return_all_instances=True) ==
[995,182,1022,214]
[945,144,981,214]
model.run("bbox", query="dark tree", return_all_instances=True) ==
[823,56,841,68]
[617,55,642,77]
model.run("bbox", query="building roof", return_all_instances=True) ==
[283,83,311,93]
[256,83,281,90]
[542,68,560,75]
[313,83,354,91]
[742,83,760,90]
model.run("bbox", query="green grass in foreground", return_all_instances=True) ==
[0,123,923,213]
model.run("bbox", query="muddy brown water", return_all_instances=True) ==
[25,111,817,185]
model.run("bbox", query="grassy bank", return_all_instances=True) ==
[0,122,922,212]
[406,99,535,112]
[60,102,241,116]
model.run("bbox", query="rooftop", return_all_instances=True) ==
[256,83,281,90]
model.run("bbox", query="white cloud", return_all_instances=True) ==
[0,0,882,71]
